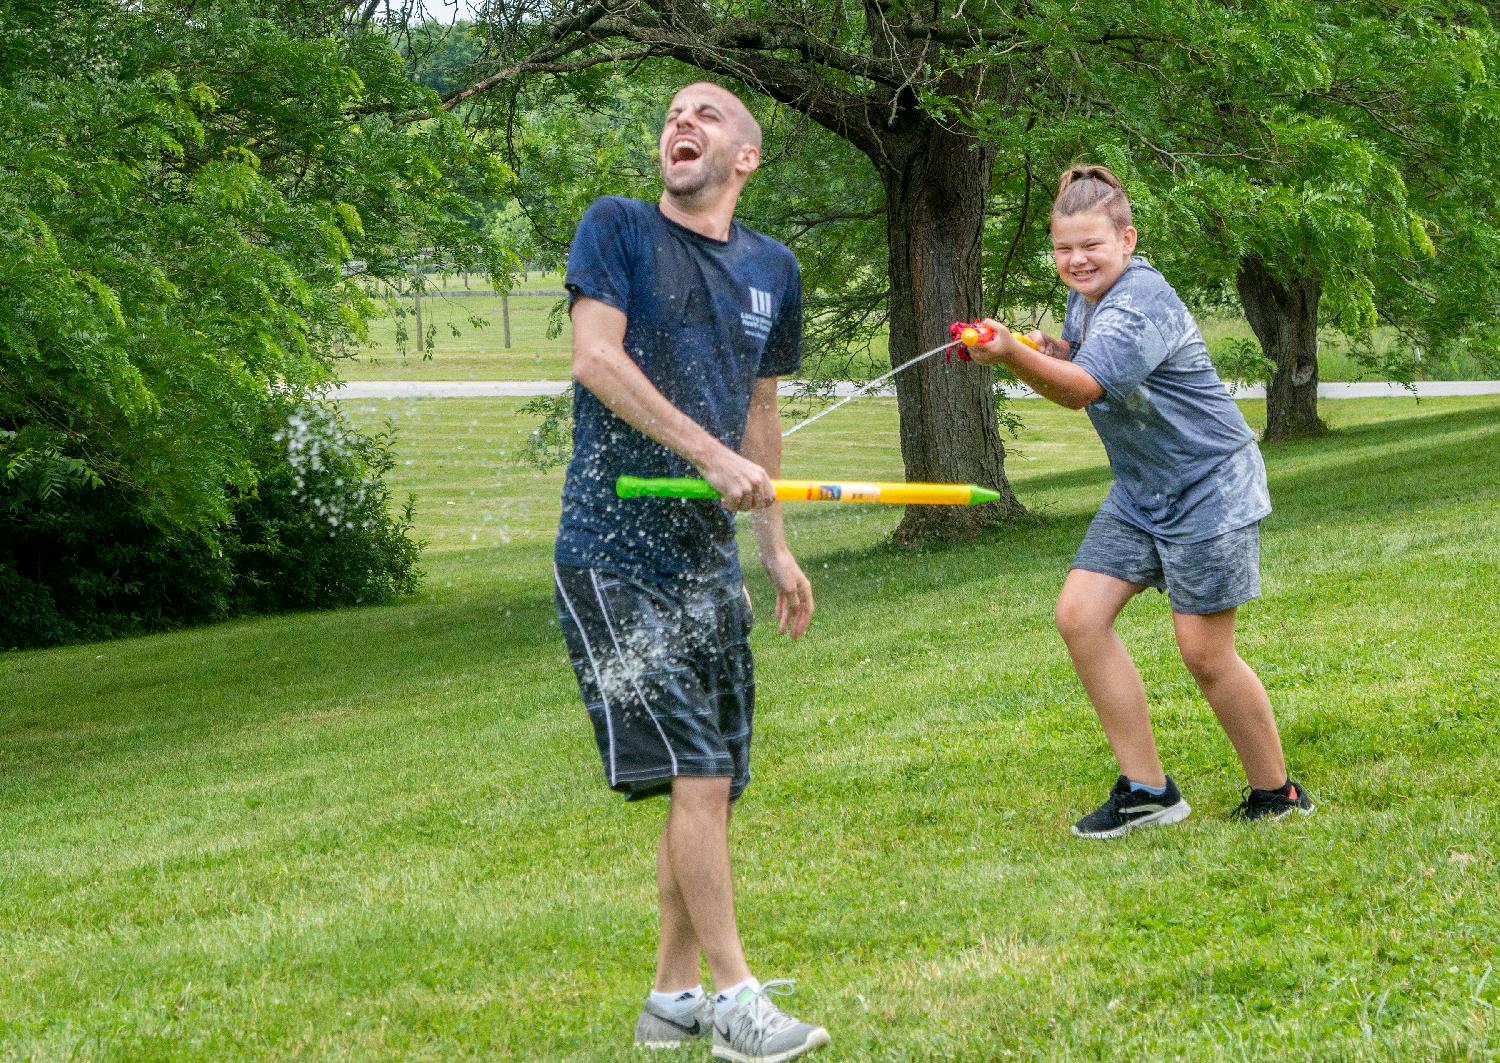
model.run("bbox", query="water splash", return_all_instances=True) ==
[781,340,961,438]
[273,405,377,535]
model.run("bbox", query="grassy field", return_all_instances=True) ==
[341,275,1489,385]
[3,395,1498,1060]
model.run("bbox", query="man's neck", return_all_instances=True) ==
[658,189,738,241]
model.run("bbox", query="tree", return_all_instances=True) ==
[451,2,1500,520]
[1,0,503,643]
[450,2,1044,542]
[1033,2,1500,439]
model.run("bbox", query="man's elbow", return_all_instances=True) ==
[571,345,604,388]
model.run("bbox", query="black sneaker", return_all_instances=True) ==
[1072,775,1192,839]
[1233,778,1315,821]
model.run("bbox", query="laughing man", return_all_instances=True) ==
[552,82,830,1063]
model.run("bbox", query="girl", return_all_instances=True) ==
[969,165,1314,838]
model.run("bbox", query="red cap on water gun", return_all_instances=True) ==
[947,320,1040,361]
[947,320,995,361]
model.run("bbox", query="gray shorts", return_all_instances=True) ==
[1072,511,1262,615]
[554,564,755,801]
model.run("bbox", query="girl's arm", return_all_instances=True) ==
[969,318,1102,410]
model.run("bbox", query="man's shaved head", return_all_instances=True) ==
[658,81,763,224]
[672,82,761,151]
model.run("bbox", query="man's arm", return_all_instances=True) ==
[739,376,813,639]
[570,296,776,510]
[970,318,1101,409]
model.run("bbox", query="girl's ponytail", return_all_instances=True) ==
[1053,164,1132,230]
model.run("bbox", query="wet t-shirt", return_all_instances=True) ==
[557,196,803,582]
[1062,258,1271,543]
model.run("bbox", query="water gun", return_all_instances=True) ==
[947,320,1041,361]
[617,476,1000,506]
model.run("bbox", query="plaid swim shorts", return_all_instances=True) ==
[553,564,755,801]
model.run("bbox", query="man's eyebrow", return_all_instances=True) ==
[667,102,722,118]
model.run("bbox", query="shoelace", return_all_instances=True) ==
[1233,785,1290,819]
[729,980,801,1049]
[1232,786,1255,819]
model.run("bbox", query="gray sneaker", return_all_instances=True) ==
[712,980,829,1063]
[634,992,713,1050]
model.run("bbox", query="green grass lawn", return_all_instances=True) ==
[4,396,1498,1060]
[343,274,575,382]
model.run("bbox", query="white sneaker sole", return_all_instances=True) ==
[1259,802,1316,822]
[1072,799,1192,839]
[712,1027,831,1063]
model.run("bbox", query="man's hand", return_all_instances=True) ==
[698,446,777,511]
[759,549,814,640]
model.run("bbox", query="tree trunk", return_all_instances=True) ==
[1236,256,1324,441]
[877,120,1024,543]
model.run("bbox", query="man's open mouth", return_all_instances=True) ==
[669,139,702,164]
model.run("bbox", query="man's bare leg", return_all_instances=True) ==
[662,775,751,989]
[1055,568,1165,786]
[1172,608,1288,791]
[653,826,703,991]
[654,793,737,989]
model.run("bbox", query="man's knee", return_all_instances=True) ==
[670,775,733,811]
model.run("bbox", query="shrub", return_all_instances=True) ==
[0,401,423,651]
[227,401,423,613]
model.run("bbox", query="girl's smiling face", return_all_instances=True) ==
[1051,210,1138,301]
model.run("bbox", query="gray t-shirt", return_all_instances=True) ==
[1062,258,1271,543]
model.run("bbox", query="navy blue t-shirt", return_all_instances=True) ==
[556,196,803,582]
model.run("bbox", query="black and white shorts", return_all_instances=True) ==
[553,565,755,801]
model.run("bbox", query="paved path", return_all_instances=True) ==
[333,379,1500,400]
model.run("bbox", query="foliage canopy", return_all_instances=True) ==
[0,0,502,644]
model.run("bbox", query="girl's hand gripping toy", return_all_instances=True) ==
[947,320,1041,361]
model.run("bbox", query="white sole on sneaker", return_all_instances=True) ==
[712,1026,831,1063]
[1261,802,1316,822]
[1072,799,1192,839]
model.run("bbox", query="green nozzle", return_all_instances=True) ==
[616,476,723,501]
[969,486,1001,506]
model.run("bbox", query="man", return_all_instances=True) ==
[553,82,830,1063]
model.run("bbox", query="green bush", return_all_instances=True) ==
[227,401,423,614]
[0,401,422,651]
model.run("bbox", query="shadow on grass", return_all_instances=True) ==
[8,401,1494,789]
[0,582,569,793]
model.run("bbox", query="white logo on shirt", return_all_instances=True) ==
[742,287,774,340]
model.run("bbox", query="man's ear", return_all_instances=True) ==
[735,144,761,176]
